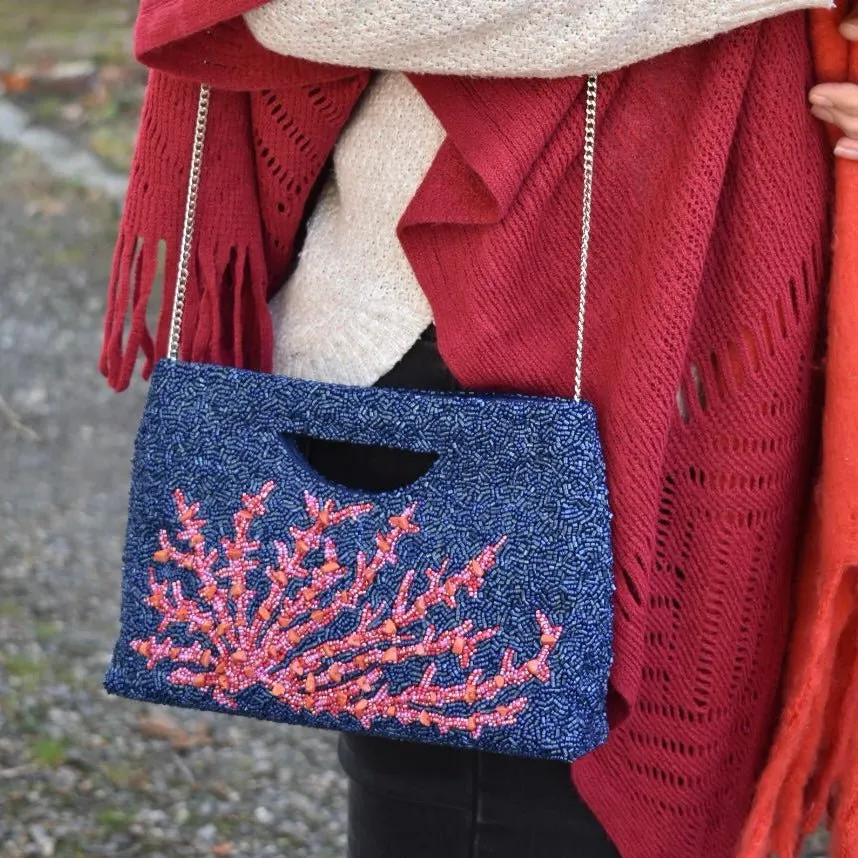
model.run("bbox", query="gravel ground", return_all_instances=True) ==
[0,135,833,858]
[0,144,347,858]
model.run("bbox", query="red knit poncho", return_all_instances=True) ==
[102,5,833,856]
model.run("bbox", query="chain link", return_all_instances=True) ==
[169,79,597,395]
[574,74,598,402]
[167,84,211,361]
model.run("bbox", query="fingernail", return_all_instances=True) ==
[839,20,858,39]
[809,93,834,108]
[834,141,858,160]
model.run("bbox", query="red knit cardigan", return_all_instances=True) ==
[102,4,838,856]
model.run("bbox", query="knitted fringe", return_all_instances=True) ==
[100,72,272,391]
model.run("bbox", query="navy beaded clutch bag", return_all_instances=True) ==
[104,78,614,763]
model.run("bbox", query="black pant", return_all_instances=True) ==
[303,329,620,858]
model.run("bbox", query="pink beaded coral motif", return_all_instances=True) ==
[132,481,562,737]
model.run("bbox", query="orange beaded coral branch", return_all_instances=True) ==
[132,482,561,737]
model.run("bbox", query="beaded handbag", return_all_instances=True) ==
[104,77,613,763]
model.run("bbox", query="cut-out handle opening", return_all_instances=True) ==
[283,432,440,494]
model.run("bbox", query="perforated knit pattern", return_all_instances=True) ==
[104,6,832,857]
[251,76,368,271]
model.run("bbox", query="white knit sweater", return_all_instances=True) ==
[244,0,830,386]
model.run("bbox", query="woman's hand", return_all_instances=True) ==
[808,6,858,159]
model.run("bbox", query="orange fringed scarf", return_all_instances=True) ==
[740,7,858,858]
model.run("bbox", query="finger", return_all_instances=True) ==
[810,105,858,138]
[809,83,858,117]
[834,137,858,160]
[839,6,858,40]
